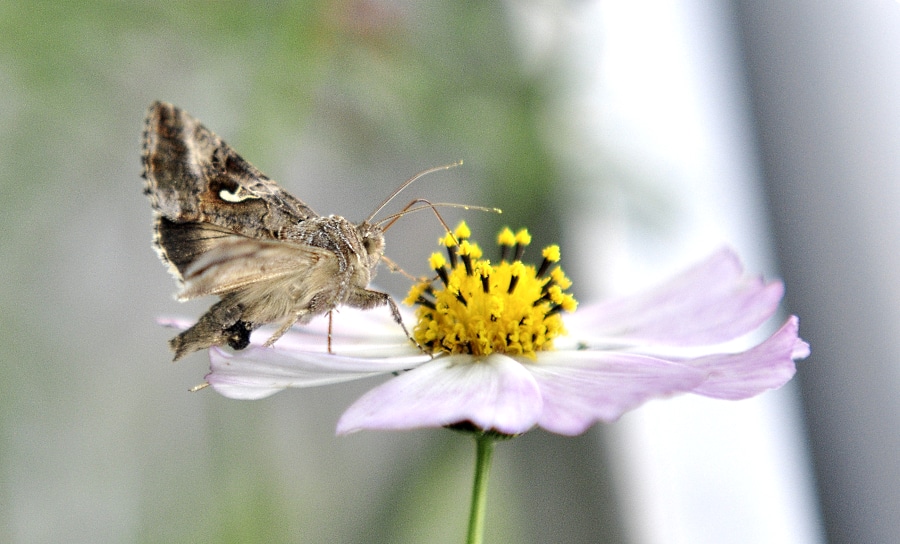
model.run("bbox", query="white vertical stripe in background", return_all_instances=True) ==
[559,1,824,542]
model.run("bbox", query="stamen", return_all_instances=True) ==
[537,245,561,278]
[461,253,473,276]
[508,261,524,294]
[513,229,531,262]
[460,255,473,276]
[456,242,475,277]
[513,243,525,262]
[446,244,458,268]
[455,290,468,307]
[436,266,449,287]
[537,259,551,278]
[498,227,515,262]
[507,275,519,294]
[416,297,436,310]
[429,253,449,286]
[550,267,572,290]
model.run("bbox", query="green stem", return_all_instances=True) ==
[466,433,496,544]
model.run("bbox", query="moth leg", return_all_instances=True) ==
[262,312,307,348]
[170,299,250,361]
[262,291,331,348]
[345,288,421,350]
[327,310,333,354]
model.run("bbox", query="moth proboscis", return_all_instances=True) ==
[141,101,472,360]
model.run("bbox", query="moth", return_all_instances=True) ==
[142,101,454,360]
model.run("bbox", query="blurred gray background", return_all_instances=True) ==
[2,1,900,543]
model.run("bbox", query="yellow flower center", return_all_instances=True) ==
[404,222,578,358]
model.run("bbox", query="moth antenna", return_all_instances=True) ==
[379,198,502,250]
[382,199,501,244]
[364,160,464,224]
[377,202,501,231]
[381,198,452,240]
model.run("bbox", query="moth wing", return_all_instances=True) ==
[142,101,317,240]
[153,217,330,299]
[177,233,331,300]
[153,217,230,281]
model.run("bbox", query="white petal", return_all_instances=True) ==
[336,354,543,435]
[206,347,430,400]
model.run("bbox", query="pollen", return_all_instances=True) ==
[406,222,578,358]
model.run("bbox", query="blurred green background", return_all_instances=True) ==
[0,1,626,542]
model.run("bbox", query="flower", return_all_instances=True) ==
[179,223,808,436]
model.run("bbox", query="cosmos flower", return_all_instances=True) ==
[178,223,808,436]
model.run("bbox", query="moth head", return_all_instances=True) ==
[358,223,386,273]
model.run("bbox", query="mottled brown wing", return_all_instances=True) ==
[152,218,229,281]
[176,231,332,300]
[141,101,317,240]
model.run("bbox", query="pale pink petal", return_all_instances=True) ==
[336,354,543,435]
[527,352,707,435]
[267,332,422,358]
[689,316,808,399]
[568,248,784,346]
[280,306,414,343]
[207,347,429,400]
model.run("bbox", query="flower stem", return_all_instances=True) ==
[466,432,496,544]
